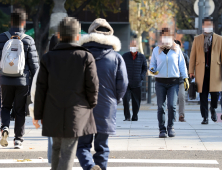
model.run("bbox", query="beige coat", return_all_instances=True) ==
[189,33,222,93]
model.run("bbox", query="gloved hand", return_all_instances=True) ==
[150,67,159,75]
[184,78,189,91]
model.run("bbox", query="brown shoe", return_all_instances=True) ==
[91,165,102,170]
[179,116,186,122]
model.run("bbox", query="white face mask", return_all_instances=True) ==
[203,27,213,33]
[130,47,137,53]
[161,36,173,46]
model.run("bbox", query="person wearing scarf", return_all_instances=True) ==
[189,17,222,124]
[149,27,189,138]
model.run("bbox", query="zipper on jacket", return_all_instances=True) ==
[166,50,171,78]
[166,55,168,77]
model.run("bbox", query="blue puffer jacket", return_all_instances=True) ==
[0,27,39,86]
[79,33,128,135]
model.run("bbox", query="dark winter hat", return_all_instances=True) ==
[88,18,114,35]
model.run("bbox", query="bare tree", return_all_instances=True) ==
[130,0,174,54]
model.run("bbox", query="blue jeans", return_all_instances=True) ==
[155,82,179,131]
[77,133,109,170]
[48,137,53,164]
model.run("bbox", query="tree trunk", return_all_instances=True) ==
[32,0,52,58]
[39,1,51,56]
[137,2,144,54]
[32,1,45,58]
[137,31,144,54]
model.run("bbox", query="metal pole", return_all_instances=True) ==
[198,0,205,34]
[204,0,210,17]
[147,76,151,104]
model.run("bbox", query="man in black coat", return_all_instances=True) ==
[0,8,39,149]
[122,40,148,121]
[34,17,99,170]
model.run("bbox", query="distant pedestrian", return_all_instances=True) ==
[174,40,189,122]
[189,17,222,124]
[122,40,147,121]
[33,17,99,170]
[0,8,39,149]
[149,28,189,138]
[78,18,128,170]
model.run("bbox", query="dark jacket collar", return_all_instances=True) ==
[9,27,25,34]
[53,42,90,52]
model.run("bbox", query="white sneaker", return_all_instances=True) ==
[14,140,23,149]
[0,126,9,147]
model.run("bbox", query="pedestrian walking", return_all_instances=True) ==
[29,34,59,164]
[122,40,148,121]
[174,40,190,122]
[189,17,222,124]
[78,18,128,170]
[0,8,39,149]
[149,28,189,138]
[33,17,99,170]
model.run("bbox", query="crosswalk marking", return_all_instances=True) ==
[0,159,219,164]
[0,167,220,170]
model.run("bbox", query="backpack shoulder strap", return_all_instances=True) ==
[20,34,28,40]
[4,31,11,40]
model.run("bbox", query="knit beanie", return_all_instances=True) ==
[88,18,114,35]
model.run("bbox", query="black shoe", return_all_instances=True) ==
[210,107,217,122]
[131,115,138,121]
[123,118,131,121]
[167,127,175,137]
[201,118,208,124]
[131,119,138,121]
[159,131,167,138]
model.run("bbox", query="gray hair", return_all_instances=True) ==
[58,17,81,42]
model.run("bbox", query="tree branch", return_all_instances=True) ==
[70,0,92,17]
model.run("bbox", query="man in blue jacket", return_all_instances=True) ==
[122,40,148,121]
[78,18,128,170]
[0,8,39,149]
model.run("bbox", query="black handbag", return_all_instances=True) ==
[189,78,197,100]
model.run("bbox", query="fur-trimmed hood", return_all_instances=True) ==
[78,33,121,51]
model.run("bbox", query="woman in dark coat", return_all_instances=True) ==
[77,18,128,170]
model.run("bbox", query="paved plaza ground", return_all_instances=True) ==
[0,103,222,169]
[1,105,222,152]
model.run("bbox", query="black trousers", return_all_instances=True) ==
[200,68,219,118]
[1,85,28,140]
[123,86,141,119]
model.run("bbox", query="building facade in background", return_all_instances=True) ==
[75,0,130,54]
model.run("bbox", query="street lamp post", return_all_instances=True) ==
[198,0,205,34]
[204,0,211,17]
